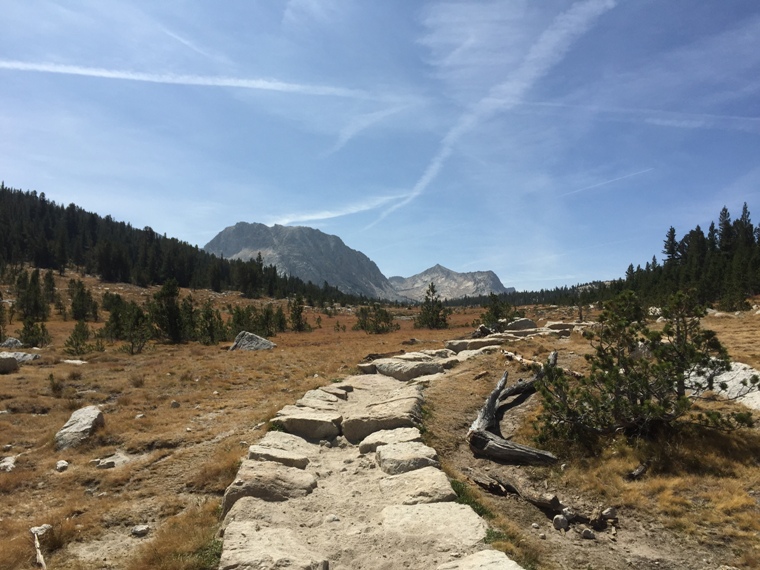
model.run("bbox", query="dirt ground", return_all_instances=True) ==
[2,277,760,569]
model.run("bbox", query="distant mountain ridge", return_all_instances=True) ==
[389,264,513,302]
[203,222,404,300]
[203,222,510,301]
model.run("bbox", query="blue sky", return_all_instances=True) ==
[1,0,759,291]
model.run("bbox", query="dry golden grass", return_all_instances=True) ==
[4,274,760,568]
[0,270,479,569]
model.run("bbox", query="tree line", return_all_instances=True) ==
[448,203,760,312]
[0,183,363,306]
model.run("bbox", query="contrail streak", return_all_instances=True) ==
[559,168,654,197]
[0,60,372,99]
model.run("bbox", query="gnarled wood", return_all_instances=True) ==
[469,429,558,466]
[466,353,558,465]
[468,468,564,512]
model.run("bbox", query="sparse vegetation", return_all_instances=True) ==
[353,303,400,334]
[536,290,756,446]
[414,283,451,329]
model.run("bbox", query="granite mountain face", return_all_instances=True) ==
[388,264,513,302]
[203,222,404,300]
[203,222,510,301]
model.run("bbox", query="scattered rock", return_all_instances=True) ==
[602,507,618,520]
[256,431,320,458]
[55,406,105,450]
[273,407,342,441]
[0,455,17,472]
[382,503,487,548]
[0,351,40,363]
[318,385,349,400]
[502,317,537,330]
[379,466,456,504]
[553,514,569,531]
[445,338,504,354]
[0,357,19,374]
[131,525,150,538]
[229,331,276,351]
[247,444,310,469]
[376,441,440,475]
[436,549,524,569]
[341,385,422,444]
[30,524,52,537]
[55,460,69,472]
[358,427,422,454]
[170,400,180,408]
[221,460,318,516]
[0,337,22,349]
[581,528,596,540]
[361,358,444,381]
[96,451,130,469]
[219,523,328,570]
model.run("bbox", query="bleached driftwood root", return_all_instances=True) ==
[466,353,558,466]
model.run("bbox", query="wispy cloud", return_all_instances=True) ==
[160,27,215,60]
[515,100,760,133]
[282,0,341,28]
[373,0,616,223]
[0,60,374,99]
[266,193,406,226]
[559,168,654,197]
[323,105,410,156]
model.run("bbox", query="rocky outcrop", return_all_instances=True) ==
[221,460,318,516]
[437,550,525,569]
[0,455,17,472]
[0,351,40,364]
[376,441,440,475]
[217,337,525,569]
[0,357,19,374]
[229,331,276,351]
[55,406,105,450]
[0,337,22,349]
[219,524,328,570]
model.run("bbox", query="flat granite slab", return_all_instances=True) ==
[381,503,487,548]
[219,523,328,570]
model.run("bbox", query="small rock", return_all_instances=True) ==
[0,455,17,472]
[2,444,11,451]
[131,525,150,538]
[532,522,540,529]
[553,514,569,531]
[135,413,145,419]
[581,528,596,540]
[30,524,52,536]
[539,533,546,540]
[170,400,180,408]
[602,507,618,519]
[562,507,576,521]
[324,514,340,523]
[56,460,69,472]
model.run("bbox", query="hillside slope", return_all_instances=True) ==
[203,222,404,300]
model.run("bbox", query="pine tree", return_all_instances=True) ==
[663,226,679,263]
[414,283,451,329]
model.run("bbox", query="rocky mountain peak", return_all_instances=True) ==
[203,222,511,302]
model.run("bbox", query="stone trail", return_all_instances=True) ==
[218,346,526,570]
